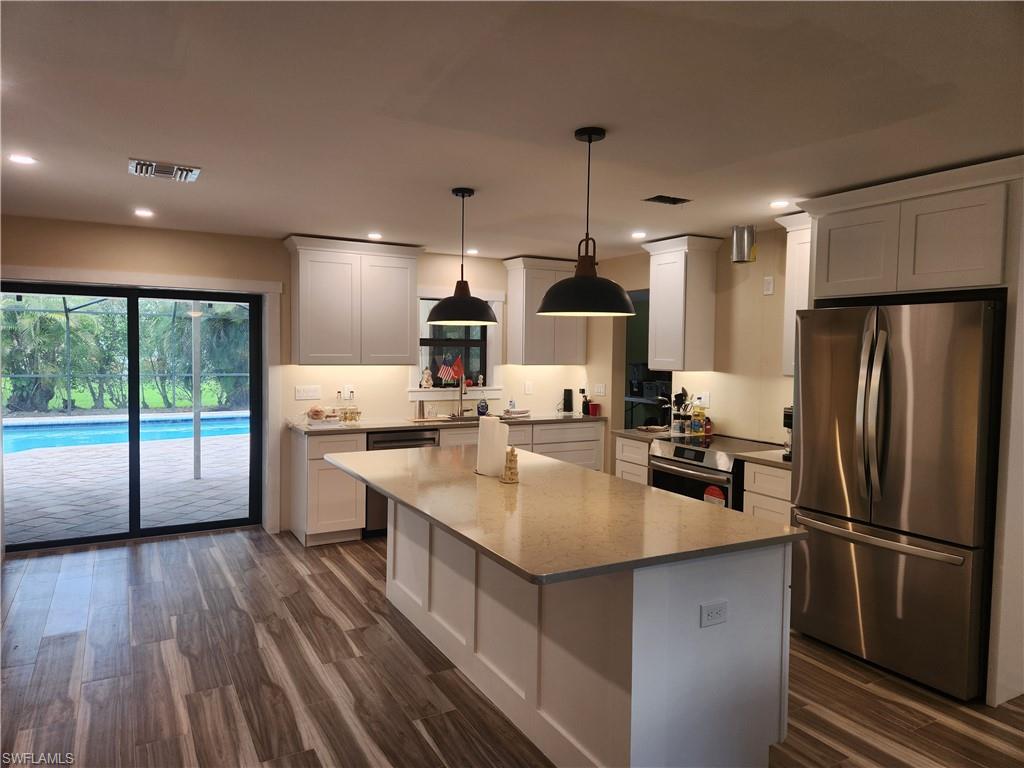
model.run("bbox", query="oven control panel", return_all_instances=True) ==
[674,447,705,462]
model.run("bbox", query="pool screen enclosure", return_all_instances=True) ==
[1,282,263,551]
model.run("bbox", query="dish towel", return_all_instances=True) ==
[476,415,509,477]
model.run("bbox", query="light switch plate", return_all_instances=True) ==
[594,383,607,396]
[700,600,728,628]
[524,381,534,395]
[342,384,356,400]
[762,275,775,296]
[694,391,711,408]
[294,384,321,401]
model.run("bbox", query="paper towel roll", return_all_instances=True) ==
[476,415,509,477]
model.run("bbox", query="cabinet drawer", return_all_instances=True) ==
[439,428,479,448]
[308,433,366,460]
[744,462,792,501]
[533,440,603,471]
[508,424,533,447]
[615,437,649,467]
[532,422,603,445]
[615,460,648,485]
[743,491,792,526]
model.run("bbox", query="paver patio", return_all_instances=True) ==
[3,433,250,546]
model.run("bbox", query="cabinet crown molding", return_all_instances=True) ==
[801,155,1023,218]
[503,256,577,272]
[775,212,812,232]
[641,235,722,256]
[285,235,422,259]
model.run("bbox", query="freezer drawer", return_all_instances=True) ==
[791,509,985,700]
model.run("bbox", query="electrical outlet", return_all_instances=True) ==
[294,384,321,401]
[524,381,534,395]
[763,275,775,296]
[342,384,356,400]
[695,391,711,408]
[594,383,607,396]
[700,600,727,628]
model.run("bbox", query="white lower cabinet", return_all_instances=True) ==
[614,436,649,485]
[742,491,791,526]
[741,460,792,526]
[290,432,367,546]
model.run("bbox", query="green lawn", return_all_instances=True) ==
[1,379,240,412]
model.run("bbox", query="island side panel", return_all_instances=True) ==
[629,543,792,768]
[386,501,634,767]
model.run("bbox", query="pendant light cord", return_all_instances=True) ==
[460,194,465,281]
[585,137,591,240]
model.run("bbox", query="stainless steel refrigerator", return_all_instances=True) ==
[792,299,1002,700]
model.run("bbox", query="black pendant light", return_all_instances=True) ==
[537,127,635,317]
[427,187,498,326]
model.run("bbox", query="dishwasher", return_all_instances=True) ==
[364,429,440,534]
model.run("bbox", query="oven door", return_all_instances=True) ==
[649,458,733,508]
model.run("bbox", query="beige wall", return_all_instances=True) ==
[674,229,793,444]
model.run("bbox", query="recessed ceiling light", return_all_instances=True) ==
[631,231,647,239]
[134,207,154,218]
[770,200,790,209]
[367,232,383,240]
[9,154,37,165]
[466,248,479,255]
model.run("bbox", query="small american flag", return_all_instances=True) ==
[436,353,456,383]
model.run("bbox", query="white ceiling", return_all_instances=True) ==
[2,2,1022,259]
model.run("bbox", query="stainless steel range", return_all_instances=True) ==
[649,435,777,510]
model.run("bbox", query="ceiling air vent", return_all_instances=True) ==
[129,158,201,183]
[643,194,690,206]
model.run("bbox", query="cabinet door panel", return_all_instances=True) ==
[742,491,791,525]
[438,428,479,447]
[615,437,649,467]
[524,269,557,364]
[554,317,587,364]
[361,255,417,364]
[814,204,900,297]
[298,251,361,364]
[308,459,365,533]
[533,440,603,470]
[897,184,1006,291]
[648,251,684,370]
[616,460,648,484]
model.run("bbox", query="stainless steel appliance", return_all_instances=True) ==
[793,299,1002,699]
[649,435,777,510]
[364,429,439,533]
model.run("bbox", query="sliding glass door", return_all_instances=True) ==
[1,283,261,550]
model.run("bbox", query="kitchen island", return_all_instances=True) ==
[326,446,806,767]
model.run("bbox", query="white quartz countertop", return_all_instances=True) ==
[325,446,805,584]
[289,413,605,435]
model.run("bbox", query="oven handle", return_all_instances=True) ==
[649,459,732,486]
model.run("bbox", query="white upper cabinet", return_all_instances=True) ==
[805,158,1019,299]
[643,236,720,371]
[504,258,586,365]
[286,236,420,365]
[813,203,901,297]
[896,184,1006,291]
[778,213,812,377]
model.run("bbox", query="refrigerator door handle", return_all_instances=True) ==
[867,328,887,501]
[854,311,875,499]
[794,513,965,565]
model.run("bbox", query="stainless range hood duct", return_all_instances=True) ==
[731,225,757,263]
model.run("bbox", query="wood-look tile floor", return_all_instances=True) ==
[772,634,1024,768]
[2,526,1021,768]
[1,527,553,768]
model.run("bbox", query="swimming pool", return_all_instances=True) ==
[1,415,250,453]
